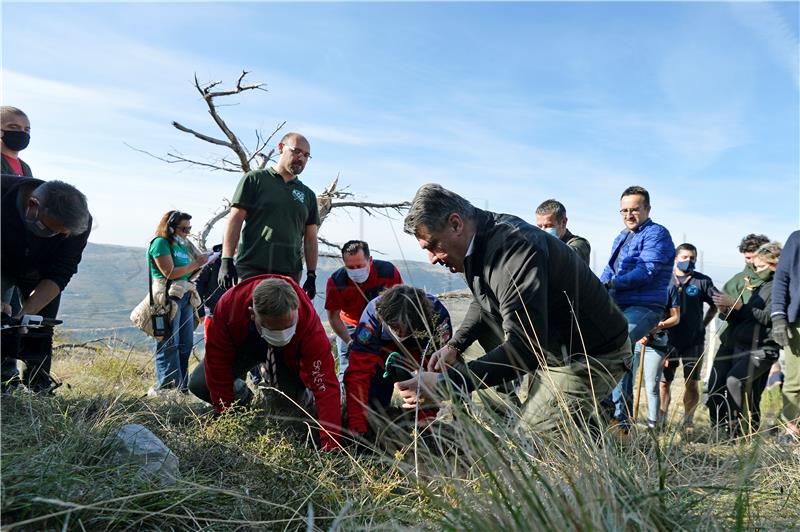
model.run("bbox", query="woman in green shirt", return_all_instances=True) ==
[148,210,208,393]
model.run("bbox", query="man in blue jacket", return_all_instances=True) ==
[600,186,675,427]
[772,230,800,445]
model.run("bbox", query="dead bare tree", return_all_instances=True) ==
[131,71,409,252]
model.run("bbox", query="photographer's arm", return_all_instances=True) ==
[16,279,60,317]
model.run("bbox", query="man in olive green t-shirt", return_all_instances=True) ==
[219,132,320,300]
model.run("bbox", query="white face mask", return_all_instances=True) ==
[544,227,559,237]
[257,322,297,347]
[346,265,370,284]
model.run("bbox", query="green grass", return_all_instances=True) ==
[2,343,799,530]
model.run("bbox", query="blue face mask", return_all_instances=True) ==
[544,227,559,237]
[676,260,695,273]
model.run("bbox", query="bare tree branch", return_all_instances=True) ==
[55,337,134,350]
[330,201,410,211]
[203,70,268,98]
[171,121,232,148]
[318,236,342,251]
[193,72,261,171]
[124,143,240,173]
[197,200,232,251]
[247,120,285,167]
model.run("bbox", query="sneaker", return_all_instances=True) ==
[146,386,175,398]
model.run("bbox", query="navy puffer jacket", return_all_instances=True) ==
[600,219,675,308]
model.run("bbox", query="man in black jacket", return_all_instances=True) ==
[1,176,91,393]
[395,184,631,433]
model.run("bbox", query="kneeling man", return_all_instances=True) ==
[189,275,342,450]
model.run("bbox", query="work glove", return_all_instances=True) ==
[302,271,316,300]
[772,315,792,348]
[218,258,238,289]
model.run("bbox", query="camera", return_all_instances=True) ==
[1,313,62,363]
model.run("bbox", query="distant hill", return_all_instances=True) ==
[58,242,467,345]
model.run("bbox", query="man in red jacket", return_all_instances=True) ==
[188,275,342,450]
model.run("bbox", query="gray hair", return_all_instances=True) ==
[754,242,782,266]
[252,278,299,317]
[535,199,567,220]
[32,180,90,234]
[403,183,476,235]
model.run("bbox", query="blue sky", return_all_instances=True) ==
[2,1,798,284]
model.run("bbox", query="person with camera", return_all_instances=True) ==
[147,210,210,395]
[1,176,91,394]
[343,285,451,438]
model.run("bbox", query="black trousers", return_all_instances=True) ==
[1,275,61,389]
[706,343,775,434]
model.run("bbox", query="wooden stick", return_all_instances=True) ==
[632,337,649,423]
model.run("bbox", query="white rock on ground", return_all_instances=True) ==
[113,423,180,484]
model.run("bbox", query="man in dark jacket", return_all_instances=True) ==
[772,230,800,444]
[395,184,631,434]
[599,186,675,427]
[535,198,591,264]
[1,176,91,393]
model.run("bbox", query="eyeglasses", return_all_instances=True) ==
[177,225,192,232]
[619,208,642,216]
[284,145,312,159]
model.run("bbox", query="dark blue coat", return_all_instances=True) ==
[772,230,800,323]
[600,218,675,308]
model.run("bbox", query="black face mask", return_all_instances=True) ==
[1,130,30,152]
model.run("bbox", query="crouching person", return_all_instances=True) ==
[188,275,342,451]
[344,285,452,438]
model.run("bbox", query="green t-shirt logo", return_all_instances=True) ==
[292,190,305,203]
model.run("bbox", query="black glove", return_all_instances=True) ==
[218,258,238,289]
[302,271,316,300]
[772,315,792,348]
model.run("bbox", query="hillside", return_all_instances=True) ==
[58,242,467,344]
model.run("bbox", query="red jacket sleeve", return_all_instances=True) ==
[297,319,343,450]
[324,276,343,311]
[204,299,239,412]
[393,266,403,285]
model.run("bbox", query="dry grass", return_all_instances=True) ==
[1,340,798,531]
